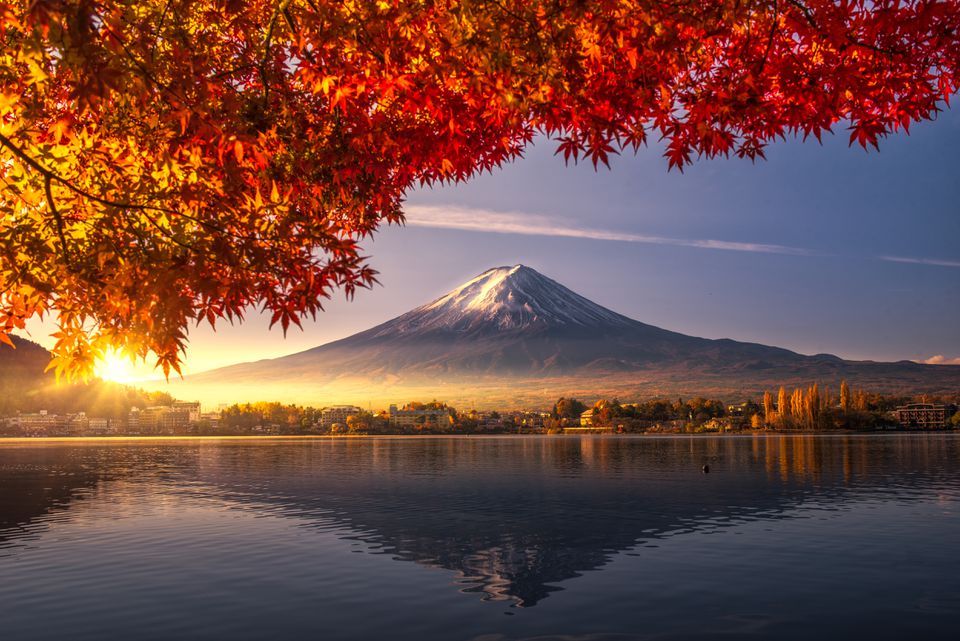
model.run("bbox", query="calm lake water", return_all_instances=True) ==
[0,435,958,640]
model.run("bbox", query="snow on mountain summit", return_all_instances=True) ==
[372,264,636,337]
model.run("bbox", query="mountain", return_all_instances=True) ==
[0,335,53,383]
[365,263,638,336]
[183,265,960,406]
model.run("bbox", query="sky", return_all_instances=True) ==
[24,106,960,382]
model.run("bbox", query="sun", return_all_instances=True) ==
[95,349,139,384]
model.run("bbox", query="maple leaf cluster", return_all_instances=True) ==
[0,0,957,378]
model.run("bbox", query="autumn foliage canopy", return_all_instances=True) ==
[1,0,958,378]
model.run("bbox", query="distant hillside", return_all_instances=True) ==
[171,265,960,407]
[0,335,172,418]
[0,335,52,384]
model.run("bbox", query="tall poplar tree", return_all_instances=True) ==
[778,387,788,429]
[840,380,851,413]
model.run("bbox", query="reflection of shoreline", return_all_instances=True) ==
[2,430,956,443]
[1,436,957,607]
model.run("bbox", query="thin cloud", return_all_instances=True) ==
[880,256,960,269]
[406,206,960,269]
[404,205,814,256]
[919,355,960,365]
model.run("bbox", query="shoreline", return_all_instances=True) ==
[1,430,957,443]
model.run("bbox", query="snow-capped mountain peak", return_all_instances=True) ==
[373,264,636,336]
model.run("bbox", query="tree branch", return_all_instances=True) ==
[261,0,294,100]
[0,131,176,215]
[0,132,262,243]
[43,175,74,271]
[757,0,779,75]
[785,0,906,56]
[150,0,175,63]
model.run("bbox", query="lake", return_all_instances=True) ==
[1,435,958,640]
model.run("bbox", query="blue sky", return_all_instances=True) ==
[394,107,960,363]
[28,105,960,379]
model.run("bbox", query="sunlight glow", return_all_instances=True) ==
[95,349,139,384]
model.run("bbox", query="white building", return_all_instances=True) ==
[388,404,453,428]
[320,406,361,427]
[172,401,202,422]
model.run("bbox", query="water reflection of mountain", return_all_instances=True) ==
[200,436,956,606]
[1,436,956,606]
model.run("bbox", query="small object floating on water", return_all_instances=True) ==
[702,464,710,474]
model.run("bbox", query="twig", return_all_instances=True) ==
[757,0,779,75]
[0,131,176,215]
[261,0,295,100]
[43,175,74,270]
[785,0,905,56]
[0,131,262,243]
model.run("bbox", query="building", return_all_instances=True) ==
[127,407,141,433]
[514,412,549,429]
[199,411,222,428]
[388,404,453,428]
[85,418,114,436]
[579,409,595,427]
[894,403,955,429]
[726,402,758,417]
[475,412,504,431]
[16,410,67,436]
[13,411,89,436]
[172,401,202,422]
[65,412,88,436]
[137,406,192,434]
[320,405,361,428]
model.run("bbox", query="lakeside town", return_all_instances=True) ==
[2,382,958,437]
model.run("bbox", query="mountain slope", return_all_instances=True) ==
[0,335,54,389]
[182,265,960,405]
